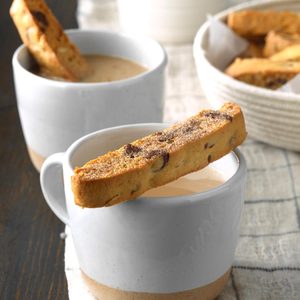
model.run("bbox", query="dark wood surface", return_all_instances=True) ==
[0,1,78,299]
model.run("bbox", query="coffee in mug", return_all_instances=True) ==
[36,55,148,83]
[143,166,225,197]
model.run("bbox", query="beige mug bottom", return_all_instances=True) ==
[27,146,46,172]
[81,268,231,300]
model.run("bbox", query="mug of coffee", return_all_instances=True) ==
[40,123,247,300]
[12,30,167,171]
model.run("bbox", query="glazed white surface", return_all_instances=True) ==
[12,30,167,158]
[41,124,247,293]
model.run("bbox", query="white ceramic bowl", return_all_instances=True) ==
[193,0,300,151]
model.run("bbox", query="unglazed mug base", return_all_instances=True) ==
[81,268,231,300]
[27,146,45,172]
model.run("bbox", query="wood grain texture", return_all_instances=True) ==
[0,1,78,299]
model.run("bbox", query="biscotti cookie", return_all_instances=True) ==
[10,0,89,81]
[227,10,300,40]
[270,44,300,62]
[264,31,300,57]
[241,42,264,58]
[225,58,300,89]
[72,103,247,208]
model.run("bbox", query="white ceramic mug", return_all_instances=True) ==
[12,30,167,171]
[117,0,229,44]
[40,123,246,299]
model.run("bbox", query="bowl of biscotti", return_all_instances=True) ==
[193,0,300,151]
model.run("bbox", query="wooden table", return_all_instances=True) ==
[0,1,77,299]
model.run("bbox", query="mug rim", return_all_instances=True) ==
[12,29,168,89]
[65,123,247,208]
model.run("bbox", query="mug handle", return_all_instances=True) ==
[40,153,69,225]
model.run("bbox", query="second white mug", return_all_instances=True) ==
[12,30,167,171]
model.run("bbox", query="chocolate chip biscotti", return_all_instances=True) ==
[270,44,300,62]
[241,42,264,59]
[227,10,300,40]
[225,58,300,89]
[72,103,247,208]
[264,31,300,57]
[10,0,89,81]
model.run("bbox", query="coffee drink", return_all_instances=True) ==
[143,166,225,197]
[36,55,147,83]
[83,55,147,83]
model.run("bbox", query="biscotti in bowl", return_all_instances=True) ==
[193,0,300,151]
